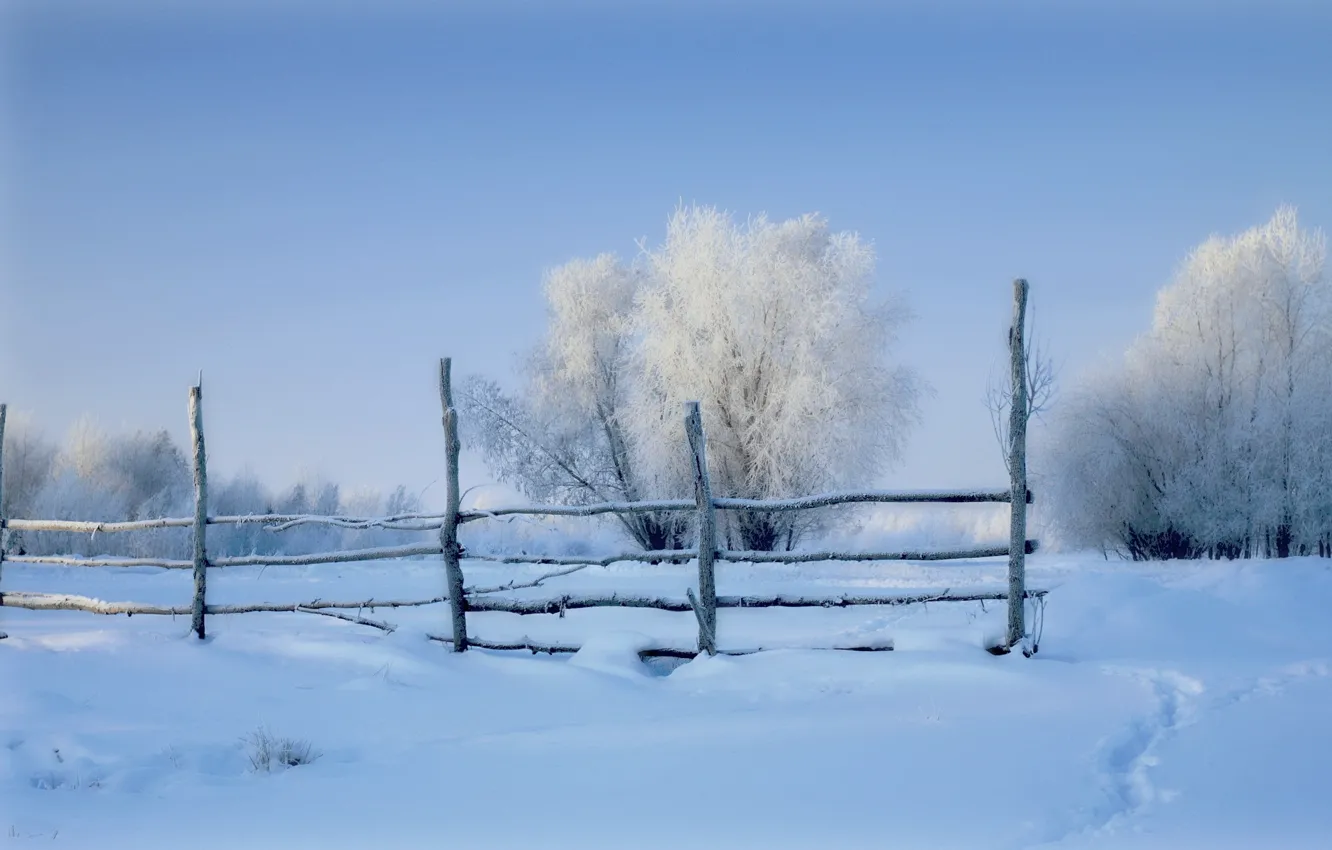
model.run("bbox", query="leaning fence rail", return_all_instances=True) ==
[1,281,1041,656]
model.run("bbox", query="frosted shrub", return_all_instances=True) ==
[1044,208,1332,559]
[244,728,321,773]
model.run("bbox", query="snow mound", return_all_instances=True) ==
[669,651,740,680]
[567,631,656,679]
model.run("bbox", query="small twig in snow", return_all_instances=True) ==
[295,606,397,633]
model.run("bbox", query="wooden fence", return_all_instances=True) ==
[0,281,1043,656]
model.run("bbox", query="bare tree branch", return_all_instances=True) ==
[294,606,396,633]
[987,313,1057,475]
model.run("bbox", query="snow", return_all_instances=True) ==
[3,553,1331,848]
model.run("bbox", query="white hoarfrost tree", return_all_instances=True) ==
[462,205,922,551]
[461,254,690,550]
[1044,207,1332,559]
[0,411,57,556]
[26,421,192,558]
[0,411,56,520]
[628,206,922,550]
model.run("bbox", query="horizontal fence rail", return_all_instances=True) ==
[1,542,1037,572]
[1,586,1046,618]
[716,542,1038,564]
[465,550,698,566]
[0,489,1027,534]
[711,488,1032,511]
[461,499,695,521]
[424,633,899,659]
[4,514,446,535]
[6,517,197,534]
[454,488,1031,523]
[2,488,1031,538]
[210,543,444,568]
[1,547,446,570]
[0,591,449,616]
[213,512,447,531]
[465,588,1047,616]
[3,555,195,569]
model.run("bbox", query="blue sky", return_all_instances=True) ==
[3,1,1330,507]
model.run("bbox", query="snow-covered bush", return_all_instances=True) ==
[1043,208,1332,559]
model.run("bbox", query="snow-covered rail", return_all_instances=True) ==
[5,517,196,533]
[0,591,448,616]
[210,544,443,568]
[1,488,1029,537]
[424,633,899,659]
[464,588,1047,616]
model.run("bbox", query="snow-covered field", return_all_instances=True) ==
[3,553,1330,849]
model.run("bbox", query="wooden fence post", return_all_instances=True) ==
[188,384,209,640]
[0,403,7,564]
[439,358,469,652]
[1006,279,1030,652]
[1,403,8,639]
[685,402,717,655]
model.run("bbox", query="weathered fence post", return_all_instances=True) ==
[0,403,7,563]
[188,384,209,640]
[1006,279,1030,652]
[439,358,469,652]
[1,403,8,639]
[685,402,717,655]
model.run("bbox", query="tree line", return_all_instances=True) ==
[1043,207,1332,559]
[0,415,425,559]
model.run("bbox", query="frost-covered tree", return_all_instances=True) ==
[1040,361,1207,559]
[460,255,689,549]
[0,411,57,555]
[107,430,192,521]
[0,411,56,520]
[269,476,344,553]
[1044,207,1332,559]
[20,423,192,557]
[463,206,921,551]
[207,472,280,557]
[628,206,921,550]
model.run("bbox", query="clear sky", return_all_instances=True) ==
[3,0,1330,508]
